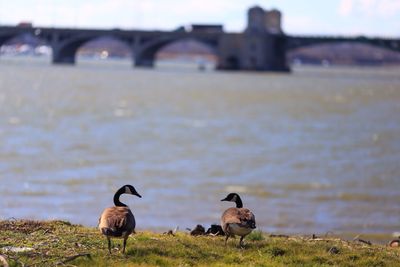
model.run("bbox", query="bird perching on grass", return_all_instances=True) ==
[220,193,256,247]
[98,185,142,254]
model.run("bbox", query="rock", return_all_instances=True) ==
[1,246,34,253]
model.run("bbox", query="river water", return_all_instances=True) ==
[0,57,399,241]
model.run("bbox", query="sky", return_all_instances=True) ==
[0,0,399,37]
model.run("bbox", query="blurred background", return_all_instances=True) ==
[0,0,399,243]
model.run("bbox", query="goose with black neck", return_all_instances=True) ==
[98,185,142,254]
[220,193,256,247]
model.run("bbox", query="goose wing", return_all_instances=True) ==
[221,208,240,224]
[238,208,256,228]
[99,207,135,236]
[222,208,256,227]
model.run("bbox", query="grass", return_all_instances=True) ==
[0,220,399,266]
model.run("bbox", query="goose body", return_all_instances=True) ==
[220,193,256,247]
[98,185,141,254]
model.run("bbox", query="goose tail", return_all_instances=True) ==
[101,227,122,237]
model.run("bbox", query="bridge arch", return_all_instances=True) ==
[135,36,218,68]
[0,32,51,59]
[52,34,132,64]
[0,33,18,47]
[76,36,132,66]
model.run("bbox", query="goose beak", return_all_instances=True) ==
[221,198,227,201]
[135,193,142,198]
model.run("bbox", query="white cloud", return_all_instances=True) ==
[339,0,353,16]
[375,0,400,16]
[338,0,400,17]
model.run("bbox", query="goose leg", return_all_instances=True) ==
[107,237,112,254]
[123,237,128,253]
[239,236,244,247]
[224,235,229,246]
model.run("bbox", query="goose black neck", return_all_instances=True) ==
[113,188,127,207]
[235,195,243,208]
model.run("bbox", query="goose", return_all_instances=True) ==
[98,184,142,254]
[220,193,256,247]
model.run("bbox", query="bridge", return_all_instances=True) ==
[0,6,399,72]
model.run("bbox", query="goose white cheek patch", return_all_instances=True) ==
[125,187,133,194]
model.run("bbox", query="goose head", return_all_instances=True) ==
[221,192,243,208]
[221,193,239,202]
[113,184,142,207]
[221,193,240,202]
[121,184,142,198]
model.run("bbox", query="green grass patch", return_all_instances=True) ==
[0,220,399,266]
[246,230,265,241]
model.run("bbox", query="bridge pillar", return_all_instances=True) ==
[51,45,76,64]
[48,32,76,64]
[131,36,154,68]
[52,52,75,64]
[130,37,150,68]
[134,57,154,68]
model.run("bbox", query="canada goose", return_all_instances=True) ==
[220,193,256,247]
[98,184,141,254]
[190,224,206,236]
[206,224,225,236]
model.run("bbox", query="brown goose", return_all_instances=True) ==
[98,185,142,254]
[220,193,256,247]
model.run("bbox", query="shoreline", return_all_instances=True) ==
[3,216,396,245]
[1,219,399,266]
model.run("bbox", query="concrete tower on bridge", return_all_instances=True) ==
[217,6,288,71]
[246,6,282,34]
[265,9,283,34]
